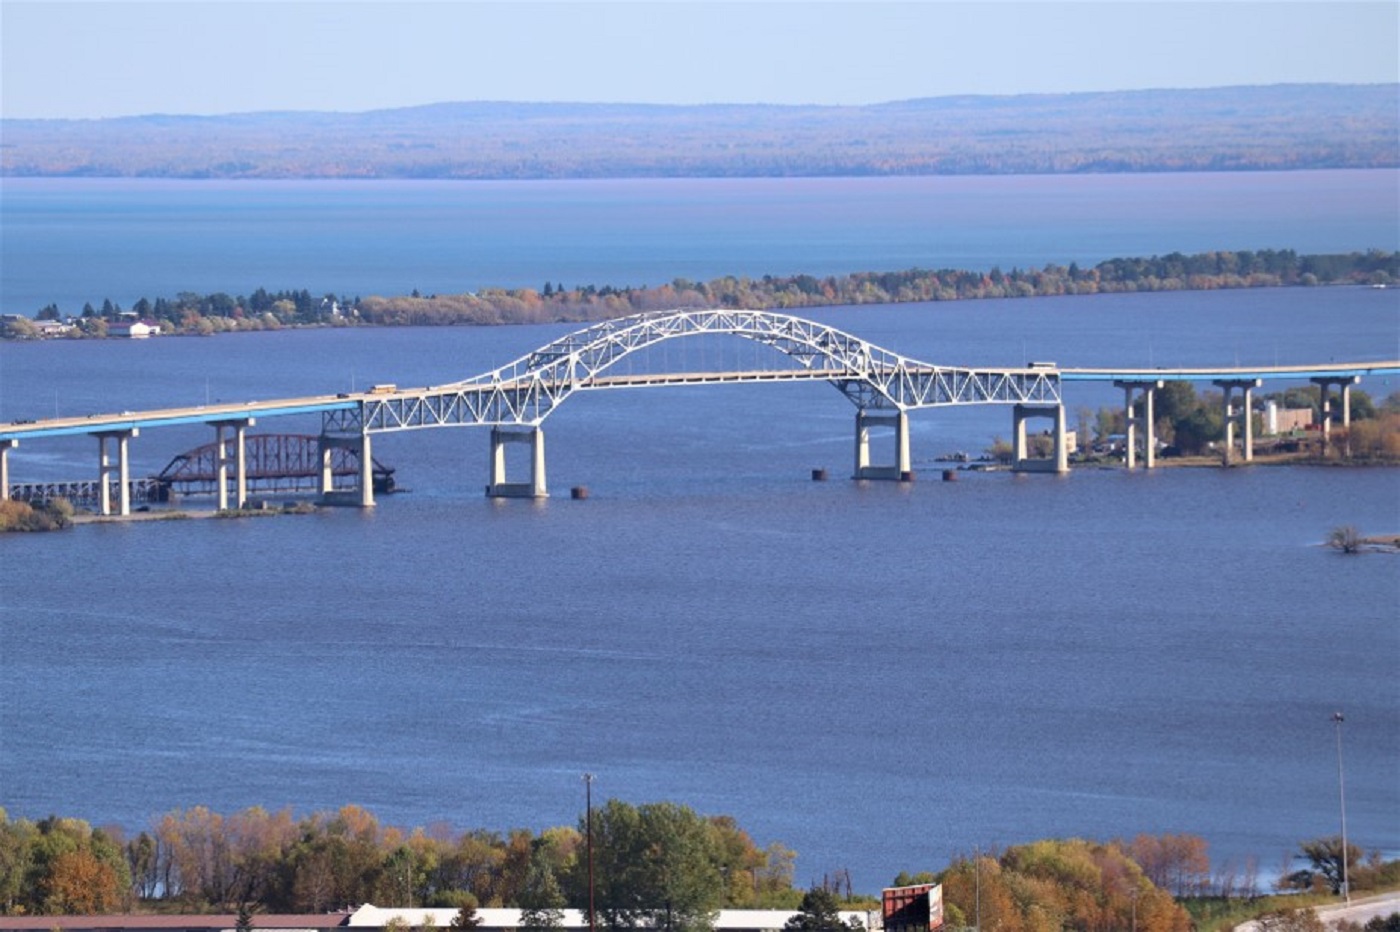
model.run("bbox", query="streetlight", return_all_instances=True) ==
[1332,712,1350,904]
[584,773,597,932]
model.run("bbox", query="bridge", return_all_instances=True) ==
[3,434,395,509]
[2,309,1396,515]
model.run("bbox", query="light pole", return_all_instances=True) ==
[974,847,981,932]
[584,773,597,932]
[1333,712,1350,904]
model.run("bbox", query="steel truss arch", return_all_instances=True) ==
[324,309,1062,435]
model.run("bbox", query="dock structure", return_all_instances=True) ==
[3,310,1398,509]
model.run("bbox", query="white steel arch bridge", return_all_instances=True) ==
[3,309,1397,512]
[318,308,1066,496]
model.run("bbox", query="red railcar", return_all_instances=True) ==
[882,883,944,932]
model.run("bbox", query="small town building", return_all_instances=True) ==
[108,320,161,338]
[1263,400,1313,435]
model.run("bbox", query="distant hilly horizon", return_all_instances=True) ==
[3,83,1396,179]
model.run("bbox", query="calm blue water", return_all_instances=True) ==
[0,173,1398,895]
[2,170,1397,315]
[2,290,1398,895]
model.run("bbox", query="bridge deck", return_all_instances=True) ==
[0,395,358,441]
[1060,362,1400,381]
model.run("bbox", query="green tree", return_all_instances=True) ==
[519,848,568,932]
[574,800,724,932]
[1290,836,1363,895]
[450,902,482,931]
[890,872,934,887]
[1172,406,1224,455]
[782,888,861,932]
[1152,381,1199,427]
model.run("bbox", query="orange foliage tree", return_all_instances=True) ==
[937,838,1193,932]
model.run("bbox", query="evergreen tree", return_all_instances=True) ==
[519,852,567,932]
[782,888,861,932]
[449,903,481,931]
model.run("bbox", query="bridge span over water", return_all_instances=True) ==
[2,309,1396,515]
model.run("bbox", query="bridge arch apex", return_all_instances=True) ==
[461,308,907,415]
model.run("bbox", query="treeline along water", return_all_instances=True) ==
[0,172,1397,894]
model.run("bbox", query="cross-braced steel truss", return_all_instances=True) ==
[321,308,1062,435]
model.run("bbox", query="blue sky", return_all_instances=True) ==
[1,1,1396,119]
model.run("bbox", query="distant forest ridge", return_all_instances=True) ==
[2,84,1397,179]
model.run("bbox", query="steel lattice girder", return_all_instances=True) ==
[321,309,1063,435]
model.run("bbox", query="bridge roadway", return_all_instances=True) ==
[2,309,1397,513]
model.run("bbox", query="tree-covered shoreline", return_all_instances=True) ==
[4,249,1395,340]
[4,803,1398,932]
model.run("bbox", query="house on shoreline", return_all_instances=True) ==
[108,319,160,338]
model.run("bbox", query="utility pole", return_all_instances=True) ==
[974,847,981,932]
[585,773,597,932]
[1333,712,1350,904]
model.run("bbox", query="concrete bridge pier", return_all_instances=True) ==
[1012,404,1069,473]
[0,439,14,501]
[853,410,910,480]
[1313,375,1360,448]
[317,431,376,507]
[1224,380,1256,464]
[487,426,548,498]
[96,429,139,516]
[212,418,255,509]
[1115,380,1163,469]
[1215,379,1261,465]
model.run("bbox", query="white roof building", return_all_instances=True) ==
[345,906,877,932]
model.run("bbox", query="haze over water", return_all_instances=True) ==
[0,172,1398,894]
[2,170,1396,315]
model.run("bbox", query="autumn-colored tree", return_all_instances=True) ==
[1128,833,1211,896]
[939,840,1191,932]
[43,848,123,912]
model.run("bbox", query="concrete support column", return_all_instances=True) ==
[1216,379,1261,466]
[214,424,231,510]
[1012,405,1029,465]
[118,432,132,516]
[318,437,335,495]
[1313,376,1360,448]
[234,422,250,508]
[96,429,138,516]
[98,435,113,516]
[212,418,255,510]
[1052,404,1069,474]
[852,410,910,480]
[1115,380,1163,470]
[1012,404,1069,474]
[316,433,372,504]
[487,426,548,498]
[359,431,375,508]
[0,439,15,501]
